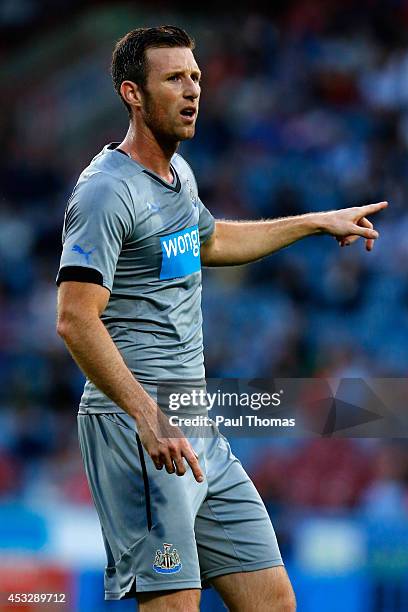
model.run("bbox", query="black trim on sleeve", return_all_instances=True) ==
[135,433,153,532]
[56,266,104,286]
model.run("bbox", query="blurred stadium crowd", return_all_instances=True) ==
[1,0,408,563]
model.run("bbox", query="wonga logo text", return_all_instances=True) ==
[160,225,201,280]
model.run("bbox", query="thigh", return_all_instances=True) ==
[77,413,207,600]
[137,588,200,612]
[195,433,283,584]
[211,566,296,612]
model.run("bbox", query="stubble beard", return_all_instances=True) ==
[141,89,195,147]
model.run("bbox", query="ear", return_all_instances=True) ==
[120,80,143,110]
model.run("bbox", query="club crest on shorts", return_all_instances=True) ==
[153,543,182,574]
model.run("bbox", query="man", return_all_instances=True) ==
[56,26,387,611]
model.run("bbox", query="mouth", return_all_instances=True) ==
[180,107,197,124]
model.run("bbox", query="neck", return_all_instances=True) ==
[118,121,178,183]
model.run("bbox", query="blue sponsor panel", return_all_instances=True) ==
[160,225,201,280]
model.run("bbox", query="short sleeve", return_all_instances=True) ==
[197,198,215,244]
[56,172,134,291]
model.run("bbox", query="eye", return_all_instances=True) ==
[167,75,180,81]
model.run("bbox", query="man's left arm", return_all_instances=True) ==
[200,201,388,267]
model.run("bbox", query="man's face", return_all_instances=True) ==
[139,46,201,142]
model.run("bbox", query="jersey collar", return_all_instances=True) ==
[106,142,181,193]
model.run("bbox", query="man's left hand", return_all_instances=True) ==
[319,201,388,251]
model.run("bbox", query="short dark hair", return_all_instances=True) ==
[111,25,195,116]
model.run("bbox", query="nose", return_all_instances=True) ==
[184,77,200,100]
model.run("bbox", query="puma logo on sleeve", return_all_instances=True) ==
[72,244,96,264]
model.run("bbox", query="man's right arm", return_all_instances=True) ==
[57,281,204,482]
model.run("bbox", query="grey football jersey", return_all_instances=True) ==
[57,143,215,413]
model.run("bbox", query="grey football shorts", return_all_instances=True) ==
[77,412,283,599]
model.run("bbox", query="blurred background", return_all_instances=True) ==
[1,1,408,610]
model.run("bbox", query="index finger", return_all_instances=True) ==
[183,447,204,483]
[358,201,388,217]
